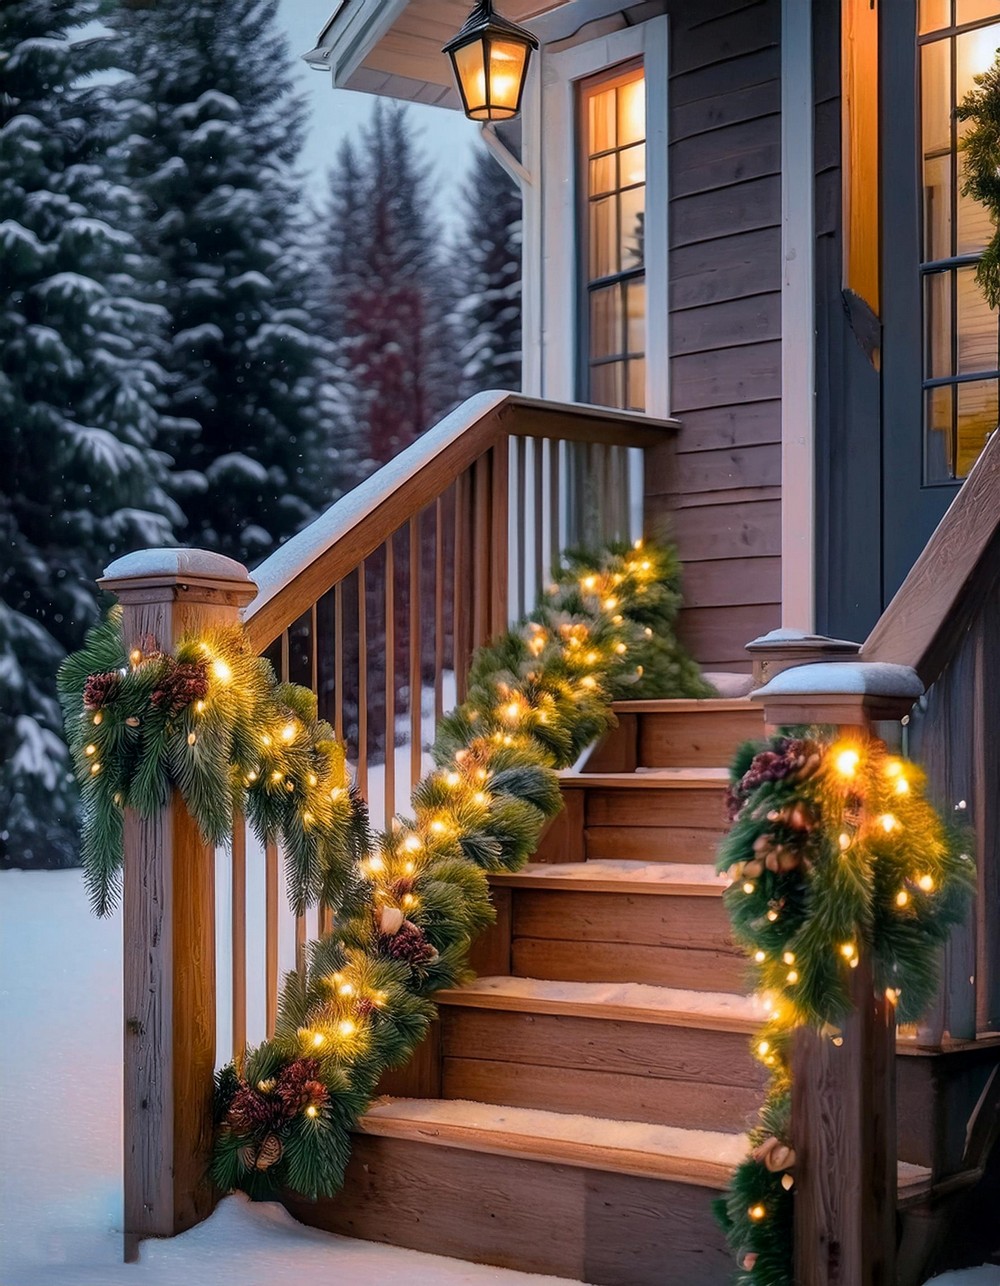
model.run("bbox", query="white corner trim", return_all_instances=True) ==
[780,0,816,631]
[537,16,669,414]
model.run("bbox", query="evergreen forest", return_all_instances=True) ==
[0,0,522,868]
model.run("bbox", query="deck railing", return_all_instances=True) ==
[102,390,676,1255]
[751,425,1000,1285]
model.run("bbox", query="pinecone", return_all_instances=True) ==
[150,659,209,715]
[752,1135,796,1172]
[378,919,439,968]
[240,1133,283,1171]
[83,670,122,711]
[226,1083,287,1136]
[276,1058,328,1115]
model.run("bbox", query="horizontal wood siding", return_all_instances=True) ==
[649,0,783,671]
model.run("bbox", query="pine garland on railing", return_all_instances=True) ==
[57,617,362,917]
[714,733,975,1285]
[206,541,713,1200]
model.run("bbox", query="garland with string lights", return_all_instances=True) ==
[58,617,363,917]
[957,52,1000,310]
[208,541,713,1199]
[713,733,975,1285]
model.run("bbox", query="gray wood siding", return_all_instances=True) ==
[646,0,783,673]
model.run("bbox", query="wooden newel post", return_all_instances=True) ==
[99,550,258,1261]
[750,657,926,1286]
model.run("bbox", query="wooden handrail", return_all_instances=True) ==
[861,428,1000,687]
[244,391,677,651]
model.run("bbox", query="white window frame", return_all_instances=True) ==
[527,16,669,418]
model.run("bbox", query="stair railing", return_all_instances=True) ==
[749,425,1000,1286]
[101,389,677,1257]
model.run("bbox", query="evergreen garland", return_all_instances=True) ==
[714,733,975,1285]
[210,541,713,1201]
[57,615,358,917]
[958,53,1000,309]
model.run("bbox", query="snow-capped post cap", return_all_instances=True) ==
[99,547,258,612]
[750,660,923,728]
[745,628,861,689]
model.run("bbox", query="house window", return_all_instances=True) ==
[579,63,646,412]
[919,3,1000,481]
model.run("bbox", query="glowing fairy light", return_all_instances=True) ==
[840,942,856,960]
[280,722,297,743]
[580,676,597,690]
[271,770,283,784]
[754,950,766,963]
[445,771,461,787]
[786,969,799,984]
[261,734,272,747]
[766,909,779,922]
[305,1105,318,1118]
[757,1040,770,1056]
[839,833,851,851]
[504,701,521,722]
[311,1032,325,1048]
[195,700,206,714]
[834,747,860,778]
[90,762,101,775]
[742,881,755,895]
[614,643,627,655]
[782,951,795,965]
[129,648,143,667]
[603,597,618,610]
[92,712,103,725]
[338,1019,356,1039]
[473,792,488,806]
[917,874,935,892]
[330,787,345,802]
[879,814,899,834]
[211,658,232,684]
[85,744,97,756]
[187,732,197,746]
[581,575,598,591]
[403,834,422,853]
[896,890,909,907]
[748,1204,766,1222]
[307,773,318,787]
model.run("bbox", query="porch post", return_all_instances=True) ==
[752,662,925,1286]
[99,549,257,1260]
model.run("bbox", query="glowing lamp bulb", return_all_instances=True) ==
[834,748,860,778]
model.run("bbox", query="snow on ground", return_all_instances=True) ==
[0,869,576,1286]
[2,868,998,1286]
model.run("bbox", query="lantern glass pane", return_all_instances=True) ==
[454,40,487,116]
[488,38,527,114]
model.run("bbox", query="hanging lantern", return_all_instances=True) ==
[443,0,538,122]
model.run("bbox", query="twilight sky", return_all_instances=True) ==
[279,0,483,214]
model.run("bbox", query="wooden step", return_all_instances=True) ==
[541,767,732,867]
[609,697,764,768]
[436,976,767,1131]
[498,860,745,992]
[282,1099,933,1286]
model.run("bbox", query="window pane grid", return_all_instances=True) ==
[579,64,646,412]
[920,10,1000,481]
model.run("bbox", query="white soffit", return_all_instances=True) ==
[305,0,569,108]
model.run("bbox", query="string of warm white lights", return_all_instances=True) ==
[714,732,974,1285]
[207,541,713,1201]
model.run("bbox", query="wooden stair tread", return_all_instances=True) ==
[559,767,731,788]
[359,1097,747,1188]
[491,860,731,896]
[438,975,765,1032]
[359,1098,934,1200]
[609,697,756,713]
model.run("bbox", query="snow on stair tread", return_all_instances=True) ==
[359,1098,934,1199]
[558,766,731,786]
[490,859,731,894]
[359,1097,749,1187]
[437,975,767,1030]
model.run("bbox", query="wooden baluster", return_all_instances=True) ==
[532,437,544,611]
[409,514,422,791]
[279,634,307,974]
[549,437,561,573]
[453,472,472,701]
[334,581,344,745]
[490,442,509,635]
[231,814,247,1066]
[515,435,527,617]
[473,454,491,650]
[434,498,445,724]
[385,536,396,830]
[265,839,278,1037]
[358,559,368,802]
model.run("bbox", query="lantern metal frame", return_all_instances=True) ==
[443,0,539,122]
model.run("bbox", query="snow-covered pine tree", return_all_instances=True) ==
[113,0,332,564]
[0,0,179,868]
[318,101,462,474]
[456,148,523,394]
